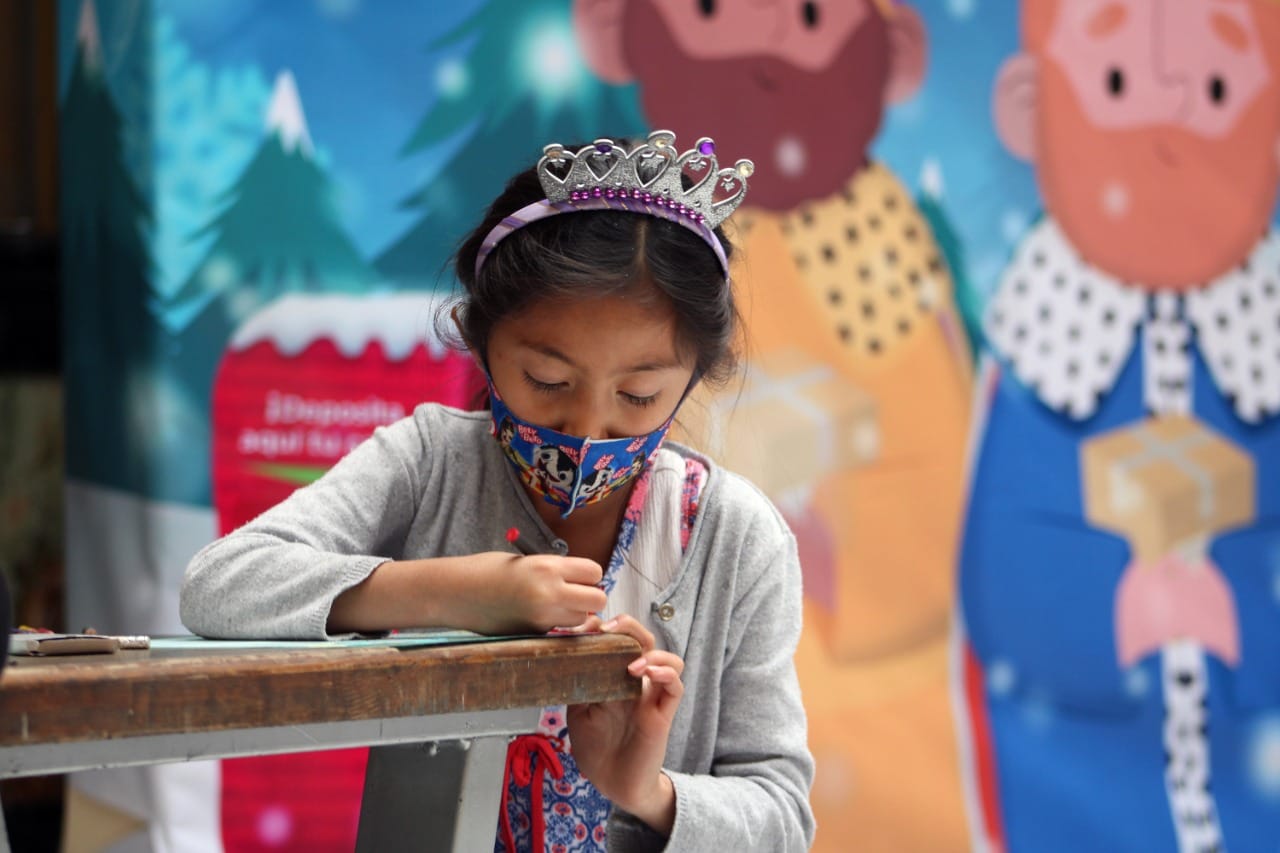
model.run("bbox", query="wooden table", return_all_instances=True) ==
[0,634,640,851]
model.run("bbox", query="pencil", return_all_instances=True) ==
[505,526,540,556]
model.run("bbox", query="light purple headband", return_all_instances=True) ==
[475,196,731,281]
[473,131,754,283]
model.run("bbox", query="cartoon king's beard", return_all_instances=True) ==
[1038,63,1280,288]
[486,379,676,517]
[622,2,893,211]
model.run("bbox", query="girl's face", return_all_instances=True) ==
[486,288,696,440]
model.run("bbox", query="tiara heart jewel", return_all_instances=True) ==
[538,130,754,230]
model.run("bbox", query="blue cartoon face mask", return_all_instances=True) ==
[486,379,677,518]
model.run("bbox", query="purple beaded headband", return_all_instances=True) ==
[475,130,754,281]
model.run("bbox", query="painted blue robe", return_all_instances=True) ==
[958,223,1280,851]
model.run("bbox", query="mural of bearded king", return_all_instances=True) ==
[574,1,975,849]
[957,1,1280,850]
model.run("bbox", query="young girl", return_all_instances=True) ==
[181,131,815,851]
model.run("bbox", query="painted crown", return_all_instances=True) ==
[537,130,754,230]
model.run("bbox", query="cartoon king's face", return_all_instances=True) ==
[997,0,1280,287]
[573,0,928,210]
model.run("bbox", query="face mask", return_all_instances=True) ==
[487,378,677,518]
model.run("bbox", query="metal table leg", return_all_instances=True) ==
[356,735,511,852]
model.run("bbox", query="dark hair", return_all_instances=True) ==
[445,156,741,387]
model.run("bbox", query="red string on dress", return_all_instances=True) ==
[499,733,565,852]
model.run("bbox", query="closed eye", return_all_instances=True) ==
[522,371,566,394]
[620,391,659,408]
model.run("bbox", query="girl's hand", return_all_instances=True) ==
[566,614,683,836]
[463,552,607,635]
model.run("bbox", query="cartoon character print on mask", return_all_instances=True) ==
[496,417,523,465]
[531,445,579,497]
[576,467,612,503]
[486,378,678,517]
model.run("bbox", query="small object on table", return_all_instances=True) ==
[9,630,152,656]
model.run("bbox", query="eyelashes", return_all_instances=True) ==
[620,392,659,408]
[522,372,659,408]
[522,371,564,394]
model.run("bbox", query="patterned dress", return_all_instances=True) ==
[496,455,708,853]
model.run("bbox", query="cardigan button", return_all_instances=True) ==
[656,603,676,621]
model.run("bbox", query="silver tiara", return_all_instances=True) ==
[537,130,754,230]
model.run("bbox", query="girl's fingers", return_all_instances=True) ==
[642,666,684,716]
[643,665,683,690]
[570,614,604,633]
[627,649,684,677]
[645,650,684,675]
[561,584,608,615]
[599,613,656,652]
[552,614,603,635]
[557,557,604,586]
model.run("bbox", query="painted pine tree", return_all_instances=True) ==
[162,71,379,502]
[169,71,378,325]
[61,0,158,495]
[375,0,645,287]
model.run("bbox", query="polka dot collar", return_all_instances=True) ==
[985,219,1280,423]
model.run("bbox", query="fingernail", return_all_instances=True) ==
[627,657,646,673]
[601,618,619,631]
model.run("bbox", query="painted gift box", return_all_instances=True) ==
[675,348,878,501]
[1080,414,1255,561]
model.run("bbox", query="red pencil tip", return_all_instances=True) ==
[505,527,519,542]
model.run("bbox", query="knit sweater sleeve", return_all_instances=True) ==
[179,410,431,640]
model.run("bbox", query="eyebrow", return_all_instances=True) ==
[1086,3,1127,38]
[1210,9,1250,53]
[521,342,682,374]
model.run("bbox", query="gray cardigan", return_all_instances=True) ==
[181,404,815,851]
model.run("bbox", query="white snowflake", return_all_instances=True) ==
[125,366,211,500]
[435,58,467,98]
[1247,717,1280,799]
[987,659,1016,696]
[256,804,294,846]
[1000,208,1028,245]
[315,0,360,19]
[1021,690,1056,732]
[1124,667,1150,698]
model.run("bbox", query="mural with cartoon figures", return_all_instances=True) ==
[57,0,641,848]
[958,1,1280,850]
[55,0,1280,849]
[571,1,975,848]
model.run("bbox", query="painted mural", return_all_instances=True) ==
[957,1,1280,850]
[569,2,974,848]
[56,0,1280,850]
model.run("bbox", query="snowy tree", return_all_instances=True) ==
[155,71,380,503]
[375,0,645,287]
[61,0,159,496]
[169,71,377,317]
